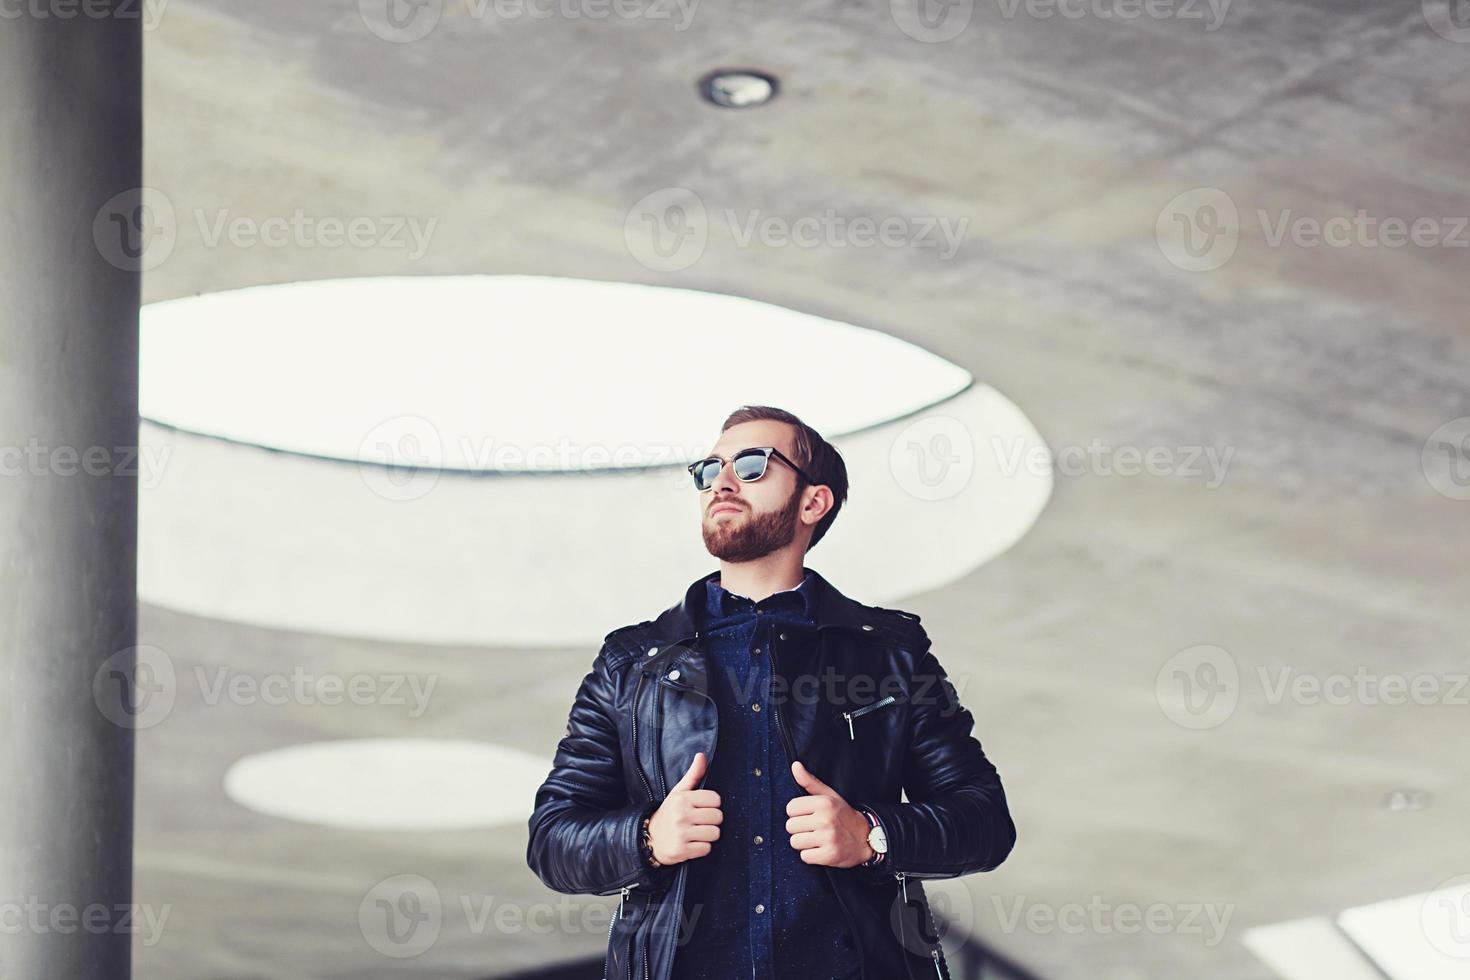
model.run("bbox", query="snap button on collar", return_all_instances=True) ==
[667,668,681,681]
[647,646,659,656]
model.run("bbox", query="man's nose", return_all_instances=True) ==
[711,460,743,494]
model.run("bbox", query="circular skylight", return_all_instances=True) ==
[140,275,972,472]
[222,738,550,830]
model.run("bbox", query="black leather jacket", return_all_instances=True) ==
[526,567,1017,980]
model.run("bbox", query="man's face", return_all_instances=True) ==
[698,421,808,563]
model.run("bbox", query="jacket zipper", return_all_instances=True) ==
[641,630,715,980]
[629,671,656,804]
[617,672,657,980]
[605,885,631,980]
[840,694,897,740]
[654,682,668,798]
[894,872,948,979]
[606,884,651,980]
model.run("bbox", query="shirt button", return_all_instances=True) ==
[778,632,787,641]
[752,703,761,712]
[755,904,765,915]
[752,767,762,777]
[753,646,762,655]
[753,835,764,845]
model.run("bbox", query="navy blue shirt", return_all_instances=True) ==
[670,567,863,980]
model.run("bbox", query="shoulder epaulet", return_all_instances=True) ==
[600,621,654,666]
[858,604,930,652]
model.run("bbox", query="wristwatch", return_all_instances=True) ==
[860,808,888,866]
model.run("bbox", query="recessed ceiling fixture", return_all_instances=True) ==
[699,69,778,108]
[1380,789,1433,811]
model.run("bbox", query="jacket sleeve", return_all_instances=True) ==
[856,636,1016,880]
[525,645,678,896]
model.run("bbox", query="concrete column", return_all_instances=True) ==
[0,4,142,978]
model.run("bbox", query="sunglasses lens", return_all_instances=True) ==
[692,459,721,490]
[733,451,768,482]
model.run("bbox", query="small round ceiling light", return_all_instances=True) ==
[699,69,779,108]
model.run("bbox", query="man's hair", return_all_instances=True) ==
[719,405,849,552]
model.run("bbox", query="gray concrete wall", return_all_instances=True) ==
[0,4,142,978]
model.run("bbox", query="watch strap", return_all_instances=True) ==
[859,807,885,866]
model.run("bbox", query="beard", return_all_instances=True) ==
[701,483,804,562]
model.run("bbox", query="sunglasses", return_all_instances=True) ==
[687,446,817,491]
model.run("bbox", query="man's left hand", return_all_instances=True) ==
[785,761,875,868]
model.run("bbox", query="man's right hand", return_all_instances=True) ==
[647,751,722,865]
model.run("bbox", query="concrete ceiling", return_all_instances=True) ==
[133,2,1470,977]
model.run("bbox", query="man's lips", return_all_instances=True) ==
[709,503,743,516]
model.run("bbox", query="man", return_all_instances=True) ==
[527,405,1016,980]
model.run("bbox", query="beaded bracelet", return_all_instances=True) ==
[640,813,661,868]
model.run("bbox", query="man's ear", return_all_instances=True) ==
[804,485,833,524]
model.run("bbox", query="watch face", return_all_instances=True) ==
[868,825,888,854]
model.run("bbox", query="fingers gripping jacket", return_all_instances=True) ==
[526,643,674,898]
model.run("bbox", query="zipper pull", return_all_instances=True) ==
[931,948,943,978]
[895,870,908,903]
[619,885,630,918]
[844,712,855,740]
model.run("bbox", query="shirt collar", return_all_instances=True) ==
[704,567,817,622]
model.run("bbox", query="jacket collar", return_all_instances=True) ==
[643,564,870,650]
